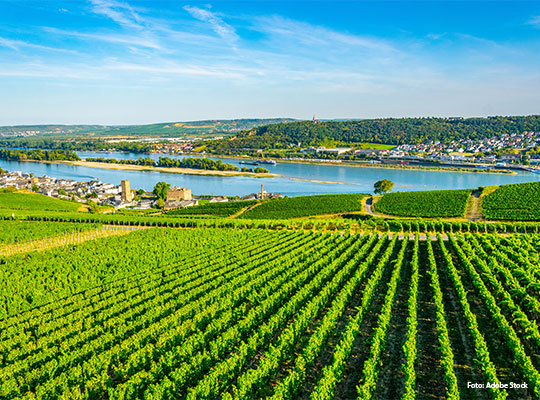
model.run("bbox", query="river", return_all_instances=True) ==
[1,151,539,197]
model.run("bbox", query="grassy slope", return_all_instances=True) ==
[482,182,540,221]
[239,193,367,219]
[373,189,472,218]
[0,190,82,212]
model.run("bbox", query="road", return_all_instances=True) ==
[365,197,378,216]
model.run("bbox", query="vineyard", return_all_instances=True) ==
[0,220,99,244]
[239,193,367,219]
[2,207,540,236]
[166,200,257,217]
[373,189,472,218]
[0,225,141,257]
[482,182,540,221]
[1,227,539,399]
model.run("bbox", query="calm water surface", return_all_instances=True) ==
[1,151,539,197]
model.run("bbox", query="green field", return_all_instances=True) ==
[239,193,367,219]
[482,182,540,221]
[373,189,472,218]
[356,142,395,150]
[0,190,82,212]
[1,226,540,399]
[166,200,257,217]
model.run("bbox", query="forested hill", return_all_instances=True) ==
[204,115,540,150]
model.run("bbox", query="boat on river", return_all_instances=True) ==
[259,159,277,165]
[239,159,276,166]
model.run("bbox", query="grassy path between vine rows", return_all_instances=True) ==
[464,190,483,221]
[230,202,263,218]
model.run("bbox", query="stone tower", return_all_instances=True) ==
[121,180,133,202]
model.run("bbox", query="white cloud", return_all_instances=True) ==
[0,62,103,79]
[426,33,445,40]
[0,37,79,54]
[528,16,540,28]
[183,6,239,42]
[103,61,249,78]
[44,27,164,50]
[89,0,143,30]
[0,57,255,82]
[253,15,395,52]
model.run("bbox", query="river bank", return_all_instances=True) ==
[69,149,515,175]
[3,151,538,198]
[196,153,516,175]
[289,177,351,185]
[28,160,282,178]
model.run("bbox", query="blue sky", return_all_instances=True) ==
[1,1,540,125]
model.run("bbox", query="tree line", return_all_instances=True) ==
[0,138,152,153]
[85,156,271,173]
[0,149,80,162]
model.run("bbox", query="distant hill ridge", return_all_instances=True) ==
[204,115,540,150]
[0,118,297,138]
[4,115,540,145]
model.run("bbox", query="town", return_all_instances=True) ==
[392,131,540,165]
[140,130,540,170]
[248,131,540,172]
[0,170,281,210]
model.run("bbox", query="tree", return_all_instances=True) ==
[374,179,394,195]
[153,181,170,200]
[86,200,99,213]
[155,198,165,209]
